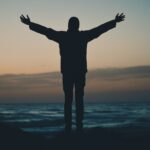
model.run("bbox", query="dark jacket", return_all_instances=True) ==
[29,20,116,74]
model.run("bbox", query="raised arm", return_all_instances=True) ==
[84,13,125,42]
[20,15,61,42]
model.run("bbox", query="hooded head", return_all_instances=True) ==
[68,17,80,31]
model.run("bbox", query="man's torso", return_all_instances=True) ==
[58,31,88,74]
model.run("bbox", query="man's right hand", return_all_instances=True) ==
[20,15,30,25]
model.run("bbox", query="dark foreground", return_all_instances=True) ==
[0,123,150,150]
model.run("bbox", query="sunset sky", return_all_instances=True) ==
[1,0,150,74]
[0,0,150,102]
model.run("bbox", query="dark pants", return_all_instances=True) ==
[62,72,86,132]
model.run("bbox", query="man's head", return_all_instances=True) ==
[68,17,80,31]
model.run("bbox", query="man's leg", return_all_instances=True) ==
[75,73,86,132]
[62,74,74,133]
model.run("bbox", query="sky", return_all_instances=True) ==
[0,0,150,102]
[0,0,150,74]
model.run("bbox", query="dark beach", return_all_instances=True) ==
[0,122,150,150]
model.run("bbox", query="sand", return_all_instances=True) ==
[0,122,150,150]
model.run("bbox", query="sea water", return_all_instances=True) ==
[0,102,150,135]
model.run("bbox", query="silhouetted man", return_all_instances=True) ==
[20,13,125,133]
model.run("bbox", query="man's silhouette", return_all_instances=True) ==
[20,13,125,133]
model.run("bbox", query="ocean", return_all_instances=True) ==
[0,102,150,136]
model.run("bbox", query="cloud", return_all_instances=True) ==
[0,72,63,102]
[0,72,61,90]
[0,66,150,102]
[87,65,150,80]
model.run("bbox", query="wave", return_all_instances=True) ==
[0,111,16,114]
[135,117,150,123]
[2,118,64,128]
[95,110,119,113]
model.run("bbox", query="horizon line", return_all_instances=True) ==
[0,65,150,76]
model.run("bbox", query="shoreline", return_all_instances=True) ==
[1,122,150,150]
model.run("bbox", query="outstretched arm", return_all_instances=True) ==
[20,15,48,35]
[20,15,61,42]
[84,13,125,42]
